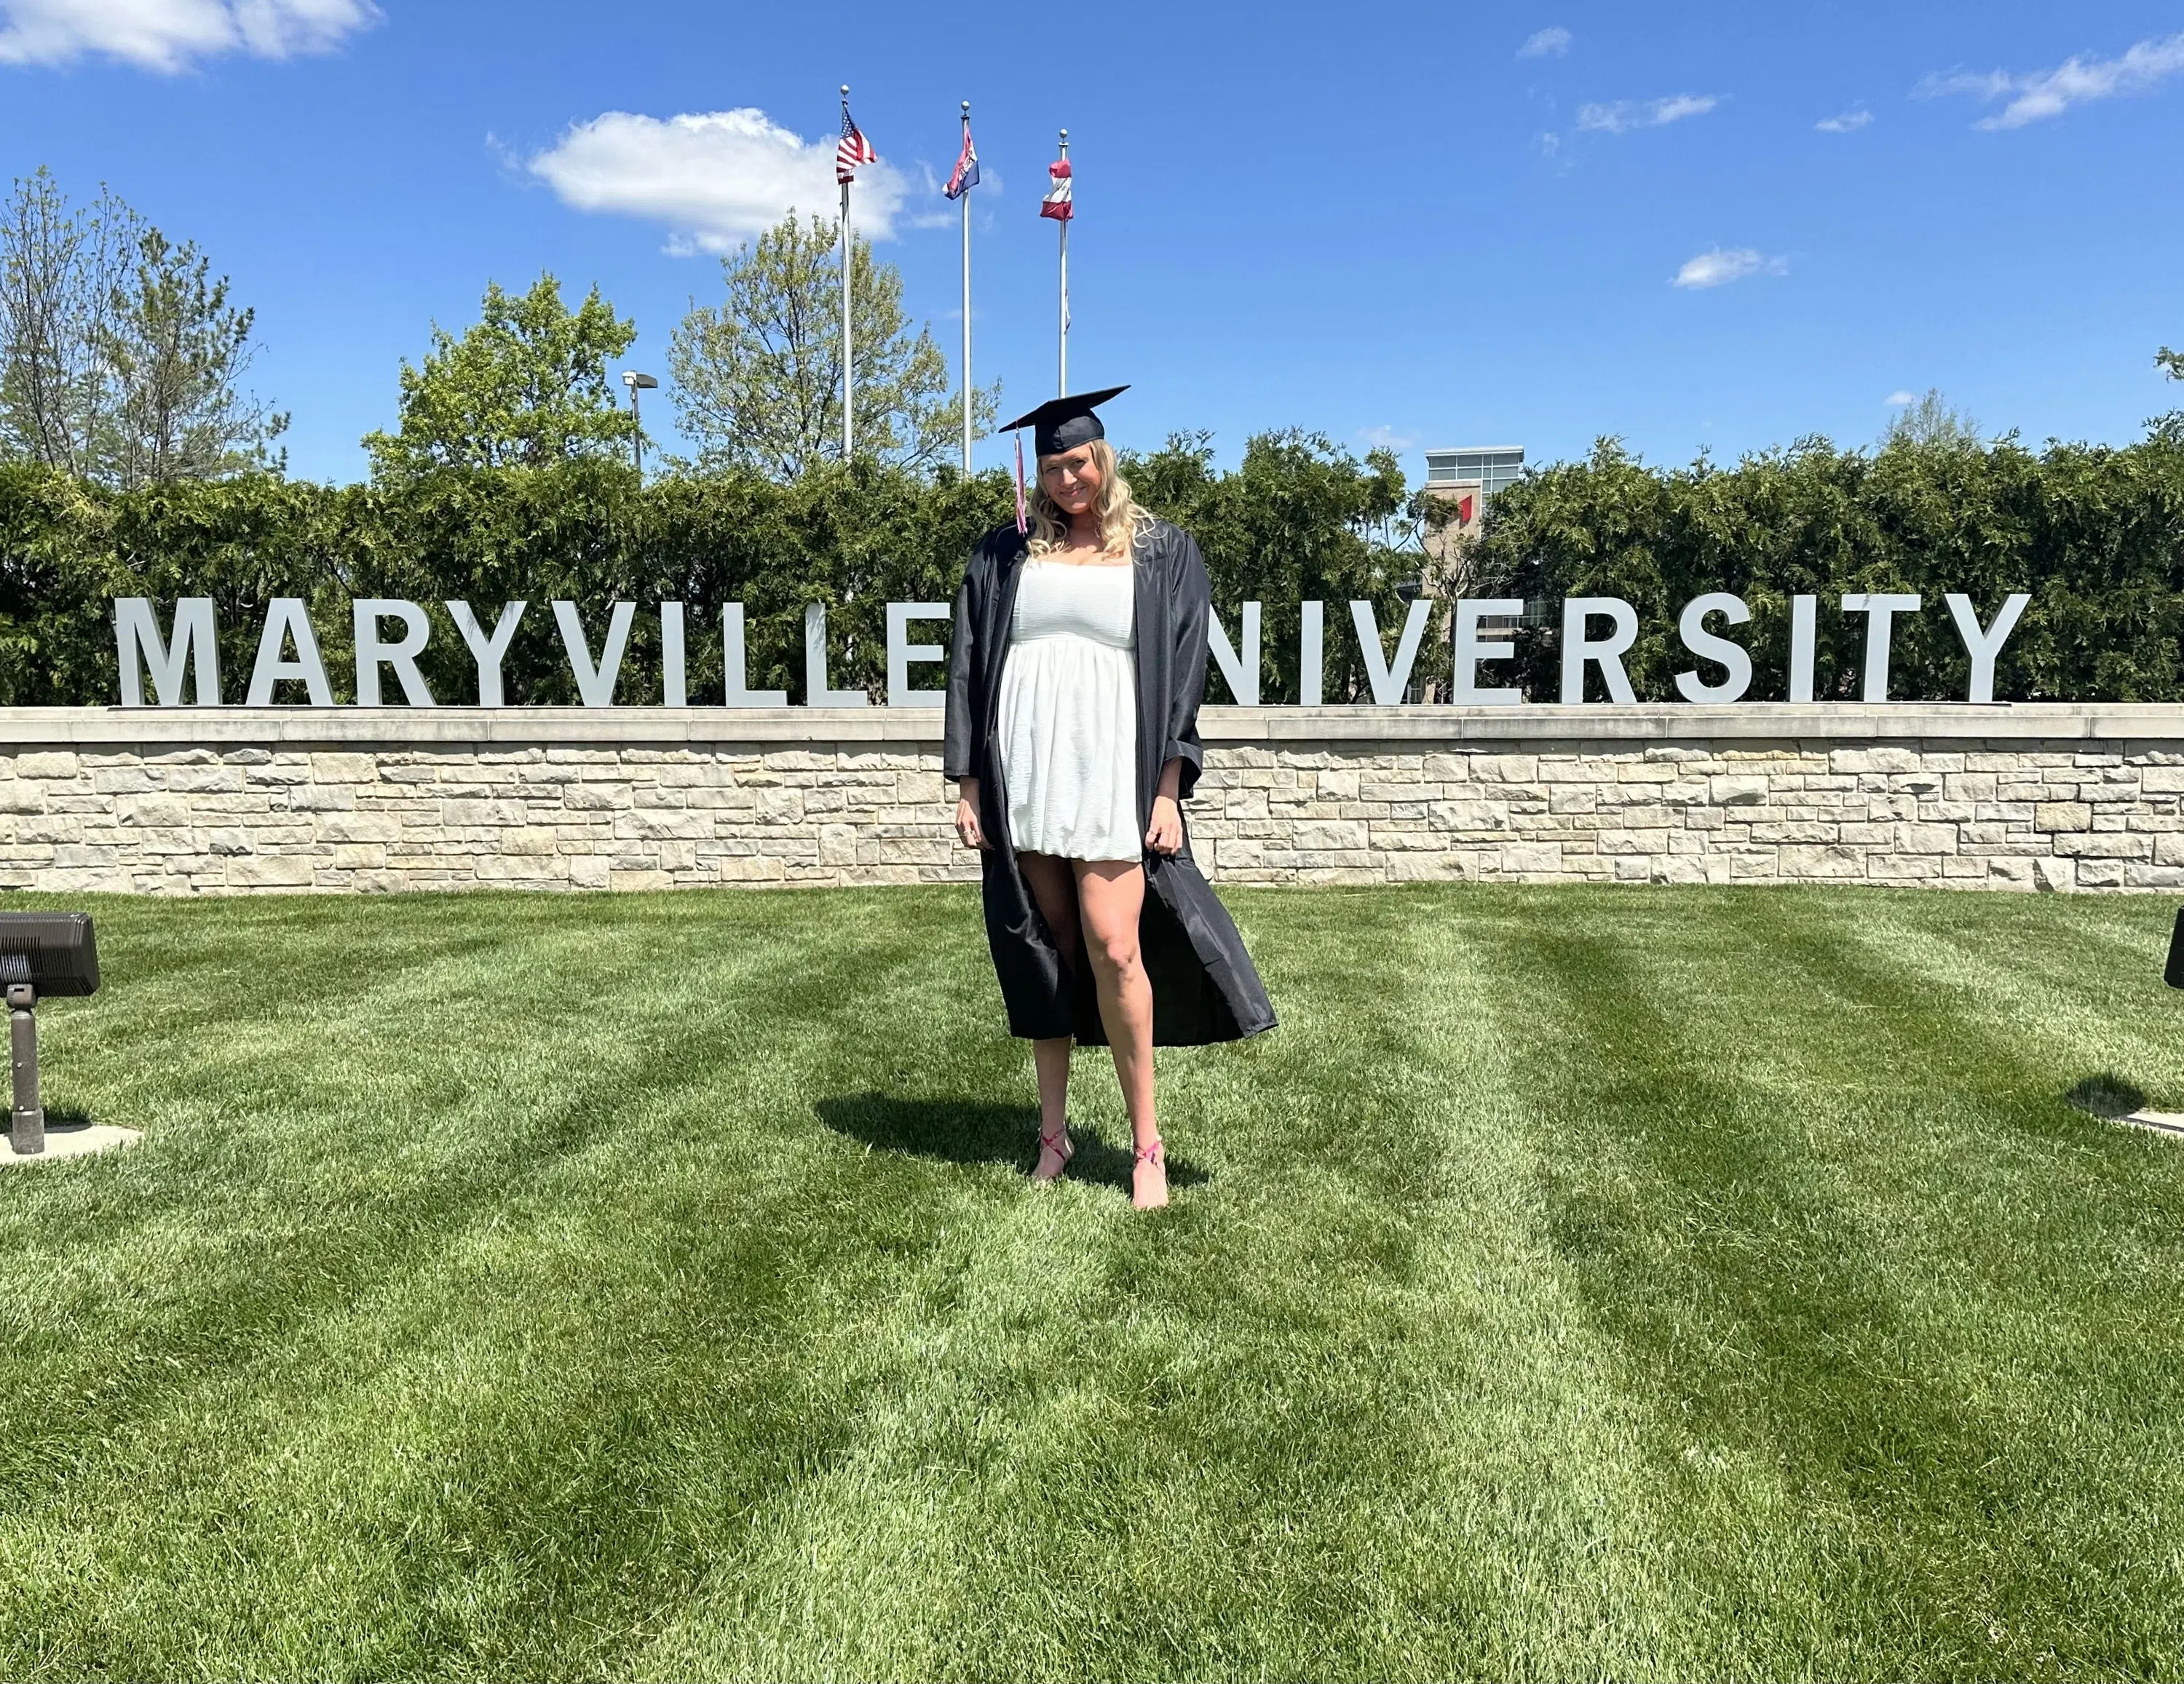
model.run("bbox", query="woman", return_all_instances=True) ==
[943,387,1276,1211]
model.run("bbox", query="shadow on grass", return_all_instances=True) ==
[814,1091,1210,1196]
[2065,1073,2148,1120]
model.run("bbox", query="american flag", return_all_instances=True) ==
[1040,156,1073,221]
[836,106,877,185]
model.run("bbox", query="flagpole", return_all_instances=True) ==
[840,84,854,462]
[1056,128,1069,398]
[960,100,973,475]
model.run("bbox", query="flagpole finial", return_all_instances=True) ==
[962,100,970,118]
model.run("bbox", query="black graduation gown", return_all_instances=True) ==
[942,517,1278,1047]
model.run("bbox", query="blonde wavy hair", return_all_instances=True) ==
[1027,439,1155,559]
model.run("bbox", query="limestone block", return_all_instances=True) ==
[1295,820,1369,851]
[1867,858,1944,885]
[1500,842,1563,874]
[1472,756,1538,783]
[309,812,402,845]
[2076,860,2125,889]
[227,854,315,888]
[15,751,78,778]
[286,786,357,813]
[820,823,858,865]
[0,781,44,815]
[1751,822,1840,845]
[1895,822,1960,856]
[753,787,806,824]
[1777,845,1867,880]
[2033,802,2091,833]
[310,753,380,783]
[1831,748,1920,775]
[2054,831,2151,860]
[1709,775,1768,805]
[621,808,712,841]
[115,794,191,829]
[563,782,635,812]
[443,799,529,828]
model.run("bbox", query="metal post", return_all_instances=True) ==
[630,384,643,476]
[841,86,855,463]
[961,100,973,476]
[7,979,39,1158]
[1057,129,1069,399]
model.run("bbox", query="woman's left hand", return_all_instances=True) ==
[1146,794,1184,856]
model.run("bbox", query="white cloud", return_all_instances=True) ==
[1886,390,1916,406]
[1816,106,1873,133]
[1577,93,1717,133]
[1918,32,2184,129]
[1359,424,1415,451]
[1671,247,1788,289]
[0,0,374,70]
[526,108,911,253]
[1518,25,1570,58]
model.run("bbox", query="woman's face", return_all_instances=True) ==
[1039,445,1101,517]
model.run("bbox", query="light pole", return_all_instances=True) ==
[621,371,657,475]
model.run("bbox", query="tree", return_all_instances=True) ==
[103,227,288,487]
[0,167,282,486]
[667,212,995,480]
[364,274,638,477]
[1882,387,1983,450]
[2159,346,2183,382]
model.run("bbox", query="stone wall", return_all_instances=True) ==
[4,704,2183,895]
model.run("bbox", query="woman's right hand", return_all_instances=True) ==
[954,777,990,850]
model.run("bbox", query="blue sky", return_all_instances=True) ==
[4,0,2180,486]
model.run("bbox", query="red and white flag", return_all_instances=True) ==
[1040,155,1073,221]
[836,106,877,185]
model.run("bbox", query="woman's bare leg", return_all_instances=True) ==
[1074,860,1166,1208]
[1016,851,1081,1175]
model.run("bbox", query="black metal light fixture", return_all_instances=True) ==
[1,912,100,1157]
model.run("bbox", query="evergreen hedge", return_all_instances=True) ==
[4,421,2181,708]
[1467,420,2184,703]
[0,432,1412,708]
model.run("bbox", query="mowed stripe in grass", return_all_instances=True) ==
[1,885,2182,1678]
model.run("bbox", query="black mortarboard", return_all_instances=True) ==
[1000,386,1128,457]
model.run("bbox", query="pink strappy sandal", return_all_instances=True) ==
[1132,1135,1168,1210]
[1032,1123,1074,1183]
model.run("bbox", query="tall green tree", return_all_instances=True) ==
[2159,345,2183,382]
[0,167,282,486]
[667,212,995,480]
[365,274,638,477]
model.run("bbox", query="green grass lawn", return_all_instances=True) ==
[4,882,2184,1680]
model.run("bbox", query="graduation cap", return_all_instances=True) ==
[1002,386,1128,532]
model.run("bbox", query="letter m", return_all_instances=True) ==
[114,598,220,706]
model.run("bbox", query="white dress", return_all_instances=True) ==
[997,559,1139,861]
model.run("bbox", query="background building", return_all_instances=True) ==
[1420,445,1524,593]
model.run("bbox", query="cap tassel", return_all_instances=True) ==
[1013,434,1029,534]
